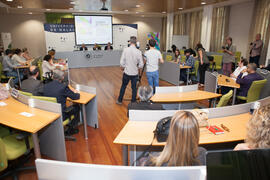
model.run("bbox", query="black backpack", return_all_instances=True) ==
[153,116,172,142]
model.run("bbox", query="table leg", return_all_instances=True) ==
[122,145,128,166]
[82,104,88,140]
[186,69,190,85]
[32,133,41,159]
[232,88,237,105]
[16,68,22,87]
[213,98,217,108]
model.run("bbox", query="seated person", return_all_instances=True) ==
[230,58,248,80]
[21,48,33,61]
[93,43,101,50]
[43,70,80,134]
[142,111,206,166]
[48,49,65,63]
[236,63,263,97]
[104,42,113,50]
[11,48,26,65]
[42,55,58,80]
[234,103,270,150]
[2,49,23,85]
[21,66,43,96]
[80,44,88,51]
[180,48,195,83]
[174,49,180,63]
[128,86,163,116]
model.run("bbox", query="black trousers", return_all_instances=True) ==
[63,104,80,128]
[199,63,209,84]
[118,73,138,102]
[249,55,260,67]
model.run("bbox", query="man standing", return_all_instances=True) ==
[144,39,164,93]
[116,36,144,104]
[250,34,263,67]
[21,66,43,95]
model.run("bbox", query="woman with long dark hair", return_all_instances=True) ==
[195,43,209,86]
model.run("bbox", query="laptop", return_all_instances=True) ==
[206,148,270,180]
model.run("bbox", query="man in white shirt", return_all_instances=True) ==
[144,39,164,93]
[230,58,248,80]
[116,36,144,104]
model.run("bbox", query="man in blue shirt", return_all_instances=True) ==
[236,63,263,97]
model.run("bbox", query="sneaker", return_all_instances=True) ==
[116,100,122,105]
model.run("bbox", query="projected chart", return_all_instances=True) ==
[75,16,112,45]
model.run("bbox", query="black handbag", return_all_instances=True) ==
[153,116,172,142]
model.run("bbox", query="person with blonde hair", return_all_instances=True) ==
[234,104,270,150]
[144,111,206,166]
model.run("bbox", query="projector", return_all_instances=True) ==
[100,0,108,11]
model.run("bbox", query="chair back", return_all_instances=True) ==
[246,79,267,103]
[0,138,8,172]
[217,90,233,107]
[18,90,33,97]
[31,96,57,103]
[180,49,185,55]
[37,61,44,81]
[180,56,186,63]
[0,62,3,81]
[212,55,222,70]
[166,55,173,61]
[235,52,241,64]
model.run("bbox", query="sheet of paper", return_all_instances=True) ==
[0,102,7,106]
[19,112,34,117]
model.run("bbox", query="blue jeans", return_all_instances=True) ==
[146,70,159,93]
[5,71,23,85]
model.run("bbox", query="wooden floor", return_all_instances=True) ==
[3,66,175,180]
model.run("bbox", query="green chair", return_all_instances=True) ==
[31,96,76,141]
[0,126,10,138]
[180,50,185,55]
[217,50,224,53]
[234,52,241,64]
[0,62,11,83]
[189,60,199,82]
[180,56,186,63]
[37,61,44,81]
[237,79,267,103]
[217,90,233,107]
[0,133,35,179]
[166,55,173,61]
[211,55,222,71]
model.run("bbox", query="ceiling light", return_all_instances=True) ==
[178,7,183,10]
[69,8,73,10]
[6,0,13,2]
[17,6,22,8]
[201,2,206,5]
[136,5,141,8]
[70,1,76,5]
[28,12,32,14]
[124,9,128,12]
[46,9,51,11]
[135,12,139,14]
[142,15,145,17]
[162,11,166,14]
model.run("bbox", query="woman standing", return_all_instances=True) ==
[222,37,236,76]
[143,111,206,166]
[196,43,209,86]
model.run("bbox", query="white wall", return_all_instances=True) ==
[0,14,47,57]
[228,1,254,58]
[113,15,162,50]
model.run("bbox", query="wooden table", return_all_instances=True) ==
[180,65,192,85]
[151,90,221,103]
[217,74,240,105]
[114,113,251,165]
[68,88,96,140]
[14,65,30,87]
[0,96,60,158]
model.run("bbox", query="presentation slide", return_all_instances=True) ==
[75,15,112,45]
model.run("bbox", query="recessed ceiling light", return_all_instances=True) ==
[28,12,33,14]
[141,15,145,17]
[136,5,141,8]
[162,11,166,14]
[17,6,22,8]
[124,9,128,12]
[201,2,206,5]
[69,8,73,10]
[46,9,51,11]
[135,12,139,14]
[6,0,13,2]
[70,1,76,5]
[178,7,183,10]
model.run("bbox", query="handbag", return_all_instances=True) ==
[153,116,172,142]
